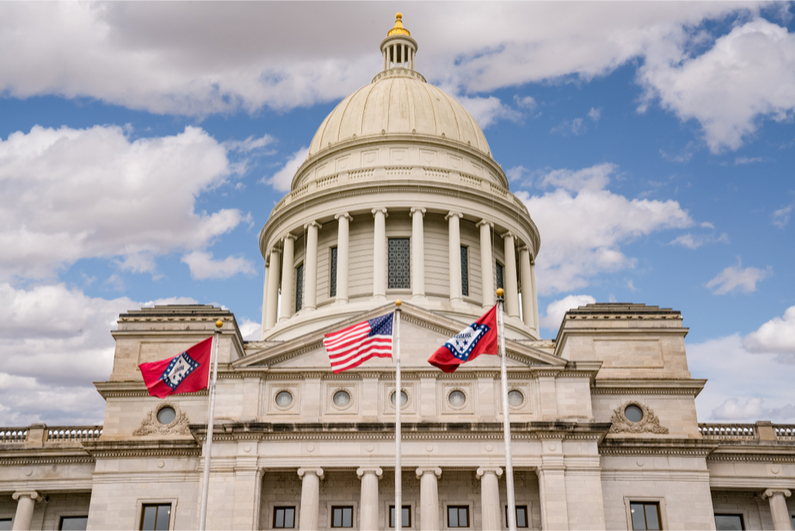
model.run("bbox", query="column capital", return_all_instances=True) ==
[297,467,324,480]
[410,207,426,216]
[12,491,41,502]
[283,233,296,243]
[445,211,463,220]
[476,467,503,479]
[335,212,352,221]
[476,219,493,228]
[372,207,388,217]
[502,230,515,240]
[762,489,792,499]
[415,467,442,479]
[304,221,322,230]
[356,467,383,480]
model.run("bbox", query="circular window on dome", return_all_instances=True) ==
[333,390,351,408]
[507,390,524,407]
[448,390,466,408]
[157,406,176,425]
[275,391,293,408]
[391,390,408,408]
[625,404,644,423]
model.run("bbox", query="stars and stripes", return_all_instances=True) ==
[324,313,394,373]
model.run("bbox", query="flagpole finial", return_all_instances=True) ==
[215,319,223,329]
[395,299,402,307]
[496,288,505,299]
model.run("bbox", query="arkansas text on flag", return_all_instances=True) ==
[139,336,213,398]
[324,313,394,373]
[427,305,498,373]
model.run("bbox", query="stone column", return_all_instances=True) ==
[303,221,321,311]
[264,250,281,331]
[411,208,426,301]
[335,213,352,304]
[477,220,494,308]
[372,208,388,302]
[279,234,296,321]
[502,232,520,318]
[11,491,41,531]
[446,212,463,303]
[762,489,793,531]
[416,467,442,531]
[519,246,535,329]
[357,467,383,531]
[477,467,503,531]
[297,468,324,531]
[531,258,539,334]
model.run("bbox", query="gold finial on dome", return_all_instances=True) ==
[387,12,411,37]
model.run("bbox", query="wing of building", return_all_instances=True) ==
[2,14,794,531]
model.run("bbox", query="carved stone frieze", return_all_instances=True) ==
[133,402,190,436]
[609,401,669,435]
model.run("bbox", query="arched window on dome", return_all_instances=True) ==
[461,245,469,297]
[388,238,410,289]
[329,246,338,298]
[295,263,304,312]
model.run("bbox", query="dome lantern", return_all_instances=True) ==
[380,13,418,73]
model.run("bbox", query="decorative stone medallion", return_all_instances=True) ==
[609,401,669,434]
[133,402,190,436]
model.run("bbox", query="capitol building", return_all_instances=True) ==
[1,14,794,531]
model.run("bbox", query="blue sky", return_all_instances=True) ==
[1,2,794,425]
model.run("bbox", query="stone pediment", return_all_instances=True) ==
[235,302,564,371]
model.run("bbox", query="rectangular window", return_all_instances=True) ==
[331,506,353,528]
[0,520,12,531]
[388,238,410,289]
[389,506,411,528]
[496,261,504,290]
[505,506,529,528]
[140,504,171,531]
[295,263,304,312]
[447,506,469,528]
[329,246,338,298]
[460,246,469,297]
[715,514,744,530]
[273,507,296,529]
[630,502,661,530]
[59,517,88,531]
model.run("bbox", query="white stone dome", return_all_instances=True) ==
[308,73,491,157]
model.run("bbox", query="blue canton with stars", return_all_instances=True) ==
[160,351,201,391]
[443,323,491,361]
[367,313,394,337]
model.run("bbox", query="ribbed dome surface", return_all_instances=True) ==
[308,75,490,157]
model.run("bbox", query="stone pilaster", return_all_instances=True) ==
[477,467,503,531]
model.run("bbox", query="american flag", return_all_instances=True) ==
[323,313,394,373]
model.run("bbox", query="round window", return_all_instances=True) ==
[625,404,644,423]
[157,406,176,425]
[507,390,524,407]
[275,391,293,407]
[333,390,351,407]
[448,390,466,407]
[391,391,408,407]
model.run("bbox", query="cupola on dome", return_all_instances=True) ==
[307,13,490,158]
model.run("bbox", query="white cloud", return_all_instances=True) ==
[669,232,729,249]
[551,117,586,136]
[238,318,262,341]
[181,251,256,280]
[264,147,309,192]
[689,334,795,422]
[222,134,275,153]
[0,125,246,280]
[518,163,692,293]
[743,305,795,356]
[513,95,537,110]
[0,283,196,425]
[706,259,771,294]
[772,204,793,228]
[539,294,596,332]
[457,95,522,128]
[505,166,529,183]
[734,156,763,165]
[639,18,795,152]
[588,107,602,121]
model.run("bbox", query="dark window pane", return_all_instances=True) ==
[461,246,469,296]
[0,520,10,531]
[388,238,410,289]
[141,506,157,531]
[155,505,171,531]
[60,516,88,531]
[644,504,660,530]
[715,515,744,531]
[516,506,528,528]
[330,247,338,298]
[630,503,647,530]
[333,508,342,528]
[295,264,304,312]
[496,262,504,290]
[449,507,458,528]
[342,507,352,528]
[284,508,294,528]
[390,507,395,528]
[402,507,410,527]
[275,509,284,528]
[459,507,468,527]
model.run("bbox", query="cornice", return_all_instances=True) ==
[591,379,706,397]
[599,437,716,457]
[82,440,201,459]
[0,448,95,466]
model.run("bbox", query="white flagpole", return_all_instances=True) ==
[497,289,517,531]
[198,319,223,531]
[394,300,402,531]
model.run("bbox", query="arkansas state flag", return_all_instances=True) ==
[139,337,213,398]
[428,305,498,373]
